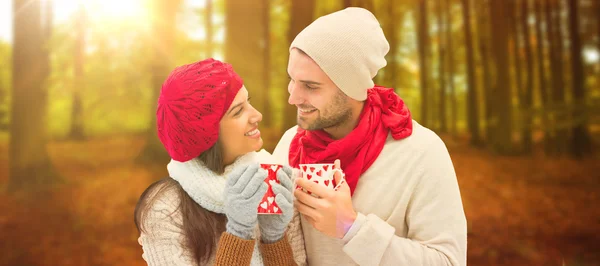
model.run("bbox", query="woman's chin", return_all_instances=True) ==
[253,138,264,151]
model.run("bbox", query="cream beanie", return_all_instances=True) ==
[290,7,390,101]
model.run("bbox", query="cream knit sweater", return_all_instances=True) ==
[137,161,307,265]
[272,120,467,266]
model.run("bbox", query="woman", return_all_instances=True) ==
[134,58,306,265]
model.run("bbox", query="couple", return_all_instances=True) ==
[134,7,467,266]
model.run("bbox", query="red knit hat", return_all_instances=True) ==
[157,58,243,162]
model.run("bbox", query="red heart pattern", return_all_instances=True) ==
[258,164,283,214]
[299,164,340,195]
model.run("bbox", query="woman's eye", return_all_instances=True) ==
[234,108,244,116]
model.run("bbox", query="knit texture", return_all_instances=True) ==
[157,58,243,162]
[138,151,307,265]
[259,233,298,266]
[167,150,269,214]
[214,232,255,265]
[290,7,389,101]
[274,121,467,266]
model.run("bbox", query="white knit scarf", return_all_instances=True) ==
[167,150,273,266]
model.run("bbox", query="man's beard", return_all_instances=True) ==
[298,91,352,131]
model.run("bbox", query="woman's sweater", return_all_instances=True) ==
[138,182,307,265]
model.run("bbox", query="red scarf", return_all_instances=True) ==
[289,86,413,195]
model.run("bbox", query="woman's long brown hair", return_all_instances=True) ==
[134,142,227,265]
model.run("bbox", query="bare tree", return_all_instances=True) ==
[417,0,431,127]
[475,0,494,143]
[70,3,86,140]
[446,0,457,135]
[490,0,515,153]
[205,0,213,57]
[9,0,59,190]
[461,0,482,145]
[345,0,375,12]
[136,0,180,164]
[567,0,592,157]
[284,0,316,130]
[534,0,553,152]
[262,0,271,127]
[225,0,269,128]
[437,0,447,133]
[381,0,402,90]
[509,0,524,116]
[521,0,535,153]
[546,0,568,153]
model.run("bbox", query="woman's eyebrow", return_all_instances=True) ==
[227,102,244,115]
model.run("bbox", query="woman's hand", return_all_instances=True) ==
[224,164,269,239]
[257,165,295,243]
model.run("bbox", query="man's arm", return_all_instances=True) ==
[341,138,467,266]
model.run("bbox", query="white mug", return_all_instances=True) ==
[298,163,346,195]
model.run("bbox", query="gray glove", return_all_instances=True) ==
[258,165,295,243]
[224,164,269,239]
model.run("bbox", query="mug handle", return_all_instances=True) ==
[330,168,346,191]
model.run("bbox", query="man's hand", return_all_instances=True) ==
[294,160,357,239]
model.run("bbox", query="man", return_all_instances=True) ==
[272,7,467,266]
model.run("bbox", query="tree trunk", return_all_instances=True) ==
[225,0,268,128]
[446,0,457,135]
[285,0,315,130]
[534,0,552,152]
[381,0,401,90]
[417,0,431,127]
[437,0,447,133]
[262,0,271,128]
[567,0,592,157]
[546,0,568,154]
[521,0,534,153]
[70,4,86,140]
[346,0,375,12]
[509,0,524,125]
[490,0,515,154]
[205,0,213,57]
[597,0,600,88]
[462,0,482,145]
[9,0,59,191]
[136,0,180,164]
[476,0,494,143]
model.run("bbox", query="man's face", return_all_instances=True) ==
[287,49,352,131]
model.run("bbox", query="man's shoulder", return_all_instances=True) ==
[283,126,299,137]
[383,120,447,154]
[272,126,299,162]
[279,126,299,145]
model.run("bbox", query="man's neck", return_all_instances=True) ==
[324,102,364,140]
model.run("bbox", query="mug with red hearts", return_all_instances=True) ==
[257,164,283,215]
[298,163,346,196]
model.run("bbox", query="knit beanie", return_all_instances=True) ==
[157,58,243,162]
[290,7,389,101]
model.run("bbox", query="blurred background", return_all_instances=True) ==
[0,0,599,265]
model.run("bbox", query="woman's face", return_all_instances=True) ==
[219,85,263,165]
